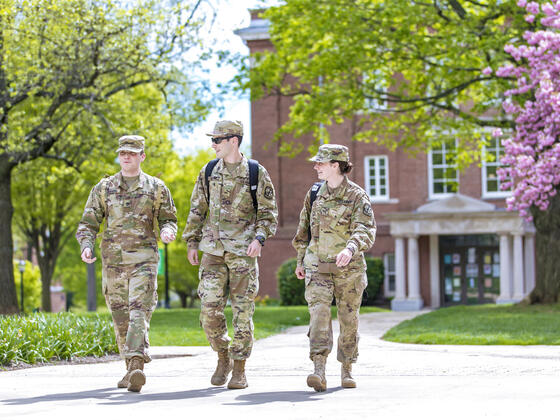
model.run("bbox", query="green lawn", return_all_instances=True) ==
[150,306,385,346]
[383,304,560,345]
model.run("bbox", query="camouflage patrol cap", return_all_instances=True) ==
[309,144,349,163]
[206,120,243,138]
[116,135,145,153]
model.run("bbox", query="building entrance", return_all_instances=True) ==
[440,235,500,305]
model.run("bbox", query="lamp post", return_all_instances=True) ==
[18,259,25,313]
[164,242,170,309]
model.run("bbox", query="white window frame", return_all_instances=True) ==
[364,155,390,201]
[481,135,512,199]
[384,253,396,297]
[428,139,459,199]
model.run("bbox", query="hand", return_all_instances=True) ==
[160,228,176,244]
[187,249,199,266]
[81,248,97,264]
[335,248,353,268]
[246,239,262,258]
[295,265,305,280]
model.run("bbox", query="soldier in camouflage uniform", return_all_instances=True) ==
[292,144,376,392]
[183,120,278,389]
[76,135,177,393]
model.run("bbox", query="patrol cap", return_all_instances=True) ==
[116,135,145,153]
[206,120,243,138]
[309,144,349,163]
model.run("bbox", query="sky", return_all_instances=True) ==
[172,0,275,156]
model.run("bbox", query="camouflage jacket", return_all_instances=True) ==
[76,171,177,265]
[182,156,278,257]
[292,176,376,270]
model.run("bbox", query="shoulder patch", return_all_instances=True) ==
[264,186,273,200]
[363,203,373,217]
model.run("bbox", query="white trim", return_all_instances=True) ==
[383,253,396,297]
[364,155,390,201]
[481,138,512,199]
[428,140,459,200]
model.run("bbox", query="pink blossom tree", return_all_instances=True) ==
[495,0,560,303]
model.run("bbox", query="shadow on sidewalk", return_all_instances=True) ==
[224,387,343,406]
[1,387,230,406]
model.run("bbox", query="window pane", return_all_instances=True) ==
[487,180,498,192]
[379,158,386,168]
[380,168,385,176]
[434,182,444,193]
[433,168,443,179]
[432,153,443,165]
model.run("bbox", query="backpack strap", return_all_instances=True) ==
[307,181,324,241]
[204,158,220,204]
[205,158,259,212]
[248,159,259,212]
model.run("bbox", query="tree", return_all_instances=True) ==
[0,0,214,313]
[494,0,560,303]
[240,0,533,163]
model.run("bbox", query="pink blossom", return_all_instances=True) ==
[482,66,493,75]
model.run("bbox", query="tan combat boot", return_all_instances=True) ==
[117,359,131,388]
[341,362,356,388]
[307,355,327,392]
[127,356,146,392]
[211,350,233,386]
[227,360,248,389]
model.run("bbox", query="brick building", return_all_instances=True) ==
[236,12,536,310]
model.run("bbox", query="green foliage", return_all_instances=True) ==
[0,312,116,366]
[149,306,384,346]
[12,260,42,312]
[277,256,384,306]
[241,0,533,166]
[383,304,560,345]
[363,256,384,306]
[277,258,306,306]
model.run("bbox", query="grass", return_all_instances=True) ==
[383,304,560,345]
[0,313,117,366]
[0,306,385,366]
[150,305,385,346]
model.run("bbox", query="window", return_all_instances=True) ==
[482,136,511,198]
[364,155,389,200]
[363,69,389,111]
[384,253,395,297]
[428,139,459,198]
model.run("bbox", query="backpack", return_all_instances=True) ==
[204,158,259,211]
[307,181,324,241]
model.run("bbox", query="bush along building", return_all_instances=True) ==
[236,12,536,311]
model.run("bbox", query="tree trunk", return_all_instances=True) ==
[529,192,560,303]
[0,160,18,314]
[177,292,187,308]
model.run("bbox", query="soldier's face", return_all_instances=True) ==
[314,161,339,180]
[118,151,145,171]
[212,136,234,159]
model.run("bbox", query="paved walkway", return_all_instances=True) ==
[1,311,559,419]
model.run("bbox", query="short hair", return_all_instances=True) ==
[331,160,353,174]
[234,135,243,147]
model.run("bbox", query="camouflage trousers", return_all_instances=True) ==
[198,252,259,360]
[304,269,367,364]
[102,262,158,363]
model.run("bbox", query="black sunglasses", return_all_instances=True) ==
[211,136,233,144]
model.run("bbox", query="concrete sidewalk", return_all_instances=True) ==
[1,310,559,419]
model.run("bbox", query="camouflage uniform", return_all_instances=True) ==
[76,137,177,363]
[293,145,376,365]
[182,130,278,361]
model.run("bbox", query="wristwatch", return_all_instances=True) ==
[255,235,266,246]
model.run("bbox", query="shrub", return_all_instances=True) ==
[277,256,385,306]
[0,312,117,366]
[363,256,384,306]
[277,258,306,306]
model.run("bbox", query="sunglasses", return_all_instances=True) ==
[211,136,233,145]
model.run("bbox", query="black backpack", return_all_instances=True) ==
[204,158,259,211]
[307,181,324,241]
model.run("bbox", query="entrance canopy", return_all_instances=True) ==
[386,193,534,237]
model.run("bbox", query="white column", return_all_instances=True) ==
[497,233,513,303]
[406,235,423,310]
[524,234,536,296]
[512,233,525,301]
[429,234,440,308]
[391,237,407,311]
